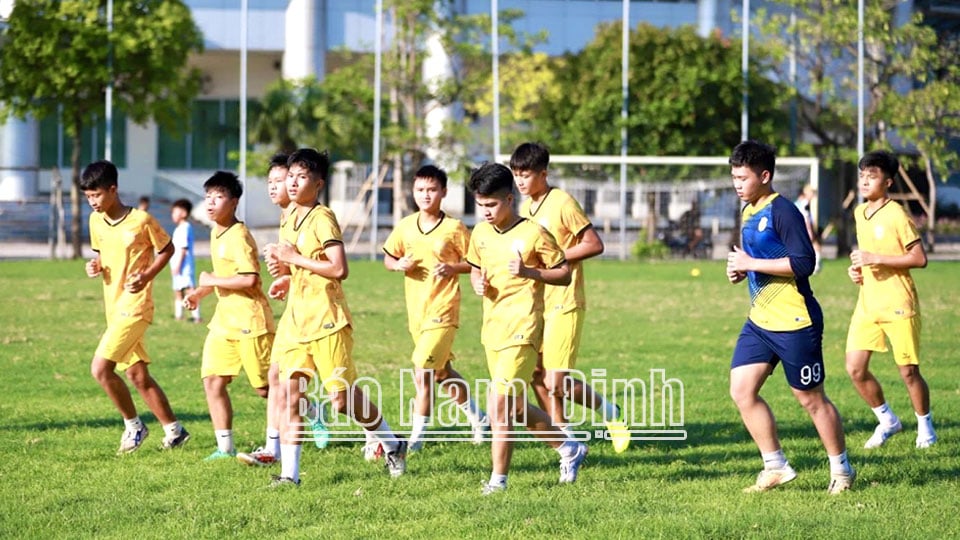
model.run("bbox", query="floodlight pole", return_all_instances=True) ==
[104,0,113,162]
[370,0,383,260]
[239,0,249,222]
[741,0,749,141]
[857,0,864,203]
[619,0,629,260]
[492,0,500,160]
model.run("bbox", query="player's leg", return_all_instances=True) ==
[436,365,489,444]
[202,375,236,459]
[174,287,185,320]
[889,316,936,447]
[125,359,189,449]
[847,318,902,448]
[409,367,435,451]
[275,368,308,486]
[91,356,137,420]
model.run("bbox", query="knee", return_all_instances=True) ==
[845,362,869,382]
[255,386,269,399]
[90,360,113,383]
[433,367,450,384]
[729,385,753,408]
[899,366,922,385]
[330,390,349,414]
[125,366,149,389]
[268,364,280,386]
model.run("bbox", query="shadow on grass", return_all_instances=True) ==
[3,411,213,432]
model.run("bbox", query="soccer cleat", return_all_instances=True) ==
[269,475,300,488]
[308,407,331,450]
[237,447,277,467]
[384,440,408,478]
[362,440,383,462]
[916,434,938,449]
[827,468,857,495]
[117,424,149,455]
[742,464,798,493]
[471,416,491,445]
[204,449,236,461]
[161,427,191,450]
[408,438,424,452]
[481,482,506,496]
[559,442,588,483]
[864,419,903,449]
[606,416,630,454]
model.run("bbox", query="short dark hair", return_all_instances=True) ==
[509,142,550,172]
[468,162,514,197]
[268,152,289,175]
[288,148,330,182]
[203,171,243,199]
[414,164,448,188]
[172,198,193,214]
[858,150,899,181]
[729,140,776,181]
[80,160,119,190]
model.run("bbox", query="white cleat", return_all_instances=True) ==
[864,420,903,449]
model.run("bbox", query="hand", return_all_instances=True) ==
[182,290,201,310]
[269,276,290,300]
[849,249,874,268]
[395,255,418,273]
[848,264,864,285]
[472,269,489,296]
[726,246,747,284]
[507,250,527,278]
[124,272,145,293]
[432,262,452,279]
[265,246,288,277]
[275,241,300,265]
[85,259,101,278]
[198,271,215,288]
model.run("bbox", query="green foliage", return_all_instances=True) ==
[631,233,671,260]
[531,23,790,157]
[1,258,959,537]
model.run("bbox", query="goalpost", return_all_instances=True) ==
[497,154,820,260]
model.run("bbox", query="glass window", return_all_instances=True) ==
[38,109,127,169]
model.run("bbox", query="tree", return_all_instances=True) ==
[531,23,790,158]
[0,0,203,258]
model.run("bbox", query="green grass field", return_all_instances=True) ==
[1,257,957,539]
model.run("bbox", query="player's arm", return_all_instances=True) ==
[85,254,102,277]
[263,243,291,278]
[851,240,927,270]
[727,246,796,278]
[384,251,418,273]
[182,285,213,310]
[509,254,571,286]
[565,225,604,263]
[126,242,174,293]
[199,271,259,291]
[469,264,489,296]
[278,240,348,280]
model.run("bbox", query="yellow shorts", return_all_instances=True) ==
[201,332,274,388]
[846,315,921,366]
[95,318,151,371]
[541,309,584,371]
[411,326,457,369]
[485,344,538,396]
[280,327,357,392]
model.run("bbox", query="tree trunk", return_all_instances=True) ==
[70,120,83,259]
[924,153,937,253]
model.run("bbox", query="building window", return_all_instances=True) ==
[38,108,127,169]
[157,99,255,171]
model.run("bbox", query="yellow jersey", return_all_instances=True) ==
[383,212,469,335]
[208,222,275,339]
[853,200,921,322]
[466,218,566,351]
[283,204,352,342]
[520,188,591,315]
[89,208,170,323]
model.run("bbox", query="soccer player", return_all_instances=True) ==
[794,184,822,274]
[509,142,629,453]
[237,153,329,467]
[170,198,201,323]
[268,148,406,487]
[182,172,275,461]
[382,164,489,452]
[80,160,190,453]
[725,141,855,494]
[845,150,937,449]
[466,162,588,495]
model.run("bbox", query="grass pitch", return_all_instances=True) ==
[0,258,957,538]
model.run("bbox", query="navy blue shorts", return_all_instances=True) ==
[731,319,825,390]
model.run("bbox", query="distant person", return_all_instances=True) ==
[466,162,587,495]
[183,172,275,461]
[138,196,151,213]
[725,141,854,494]
[845,150,936,449]
[80,160,190,454]
[678,199,706,257]
[170,199,201,323]
[795,184,821,274]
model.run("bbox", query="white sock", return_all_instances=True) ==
[215,429,234,453]
[365,429,376,444]
[279,444,301,482]
[190,308,201,321]
[162,421,182,439]
[828,451,853,475]
[410,414,429,443]
[458,399,485,425]
[266,428,281,457]
[761,449,788,470]
[599,399,620,422]
[916,411,935,439]
[556,439,579,459]
[123,416,144,431]
[488,473,508,488]
[368,419,400,453]
[871,402,899,426]
[174,301,183,319]
[558,425,574,438]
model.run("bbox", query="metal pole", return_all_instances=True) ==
[492,0,500,160]
[370,0,383,260]
[619,0,629,260]
[741,0,749,141]
[239,0,248,222]
[105,0,113,162]
[857,0,864,203]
